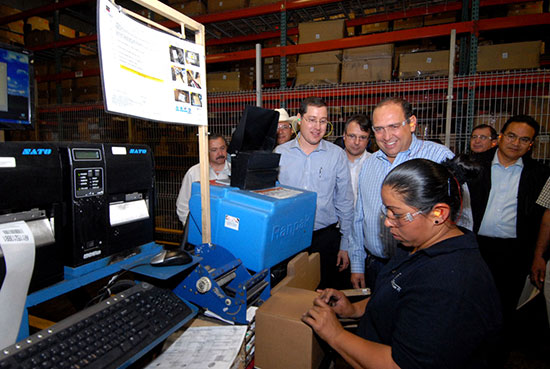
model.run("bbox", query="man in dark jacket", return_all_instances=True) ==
[468,115,550,359]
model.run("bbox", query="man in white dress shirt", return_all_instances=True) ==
[176,134,231,226]
[342,114,372,203]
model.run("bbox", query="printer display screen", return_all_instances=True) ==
[73,149,101,160]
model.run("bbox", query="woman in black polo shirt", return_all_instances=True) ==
[302,157,502,369]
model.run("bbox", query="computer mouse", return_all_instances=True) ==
[150,249,192,266]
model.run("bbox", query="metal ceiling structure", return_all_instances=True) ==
[0,0,548,77]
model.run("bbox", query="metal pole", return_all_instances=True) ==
[445,29,456,148]
[256,43,262,107]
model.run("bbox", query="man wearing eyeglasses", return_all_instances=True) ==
[274,96,354,289]
[468,115,550,357]
[342,114,372,203]
[348,97,469,290]
[470,124,498,153]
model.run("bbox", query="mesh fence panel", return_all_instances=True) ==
[10,69,550,242]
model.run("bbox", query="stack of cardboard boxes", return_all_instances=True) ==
[341,44,393,83]
[295,19,345,86]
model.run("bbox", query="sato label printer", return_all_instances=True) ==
[0,142,155,292]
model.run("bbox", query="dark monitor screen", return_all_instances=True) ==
[0,42,34,130]
[228,106,279,155]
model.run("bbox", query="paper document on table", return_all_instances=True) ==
[516,275,540,310]
[145,325,247,369]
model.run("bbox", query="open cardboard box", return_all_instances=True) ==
[255,253,325,369]
[255,252,370,369]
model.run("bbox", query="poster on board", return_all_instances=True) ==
[97,0,207,126]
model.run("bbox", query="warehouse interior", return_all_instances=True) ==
[1,0,550,367]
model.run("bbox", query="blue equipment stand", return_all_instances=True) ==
[173,243,271,325]
[19,242,199,341]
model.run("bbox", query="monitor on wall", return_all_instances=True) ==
[0,42,34,130]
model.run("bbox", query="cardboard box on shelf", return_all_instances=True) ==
[361,21,389,35]
[78,32,96,56]
[24,30,53,47]
[424,12,457,26]
[295,63,340,86]
[341,59,392,83]
[170,0,207,16]
[207,71,241,92]
[298,51,342,65]
[399,50,450,79]
[477,41,541,72]
[0,6,24,44]
[59,24,76,38]
[507,1,543,16]
[75,76,101,89]
[28,17,50,31]
[264,55,298,65]
[256,253,324,369]
[393,16,423,30]
[343,44,394,61]
[207,0,247,13]
[341,44,393,83]
[75,57,100,71]
[298,19,345,44]
[297,19,345,66]
[264,62,297,80]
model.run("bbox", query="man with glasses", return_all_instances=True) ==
[274,96,354,289]
[342,114,372,203]
[470,124,498,153]
[468,115,550,358]
[348,96,468,289]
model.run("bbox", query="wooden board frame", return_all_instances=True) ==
[125,0,211,243]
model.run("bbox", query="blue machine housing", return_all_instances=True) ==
[188,183,316,271]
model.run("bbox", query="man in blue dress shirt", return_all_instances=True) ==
[274,96,354,289]
[348,97,473,289]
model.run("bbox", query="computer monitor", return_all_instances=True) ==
[0,42,34,130]
[228,105,279,155]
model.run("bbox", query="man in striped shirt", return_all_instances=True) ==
[348,97,472,289]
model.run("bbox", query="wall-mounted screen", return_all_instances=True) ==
[0,42,34,130]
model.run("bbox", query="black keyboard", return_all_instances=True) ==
[0,282,195,369]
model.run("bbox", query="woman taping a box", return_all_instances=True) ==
[302,157,502,369]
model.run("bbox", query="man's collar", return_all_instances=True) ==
[374,134,419,160]
[493,149,524,168]
[291,134,327,153]
[347,149,369,163]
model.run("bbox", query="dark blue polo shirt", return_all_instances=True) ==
[357,229,502,369]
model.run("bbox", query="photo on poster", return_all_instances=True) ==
[191,92,202,107]
[185,50,200,67]
[172,65,185,84]
[186,70,201,89]
[174,89,190,103]
[169,46,185,65]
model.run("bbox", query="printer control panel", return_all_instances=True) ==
[74,168,104,198]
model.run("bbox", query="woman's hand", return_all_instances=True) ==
[302,296,346,345]
[316,288,357,318]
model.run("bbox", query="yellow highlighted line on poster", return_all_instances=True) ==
[120,64,163,82]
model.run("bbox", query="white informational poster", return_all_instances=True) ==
[97,0,207,125]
